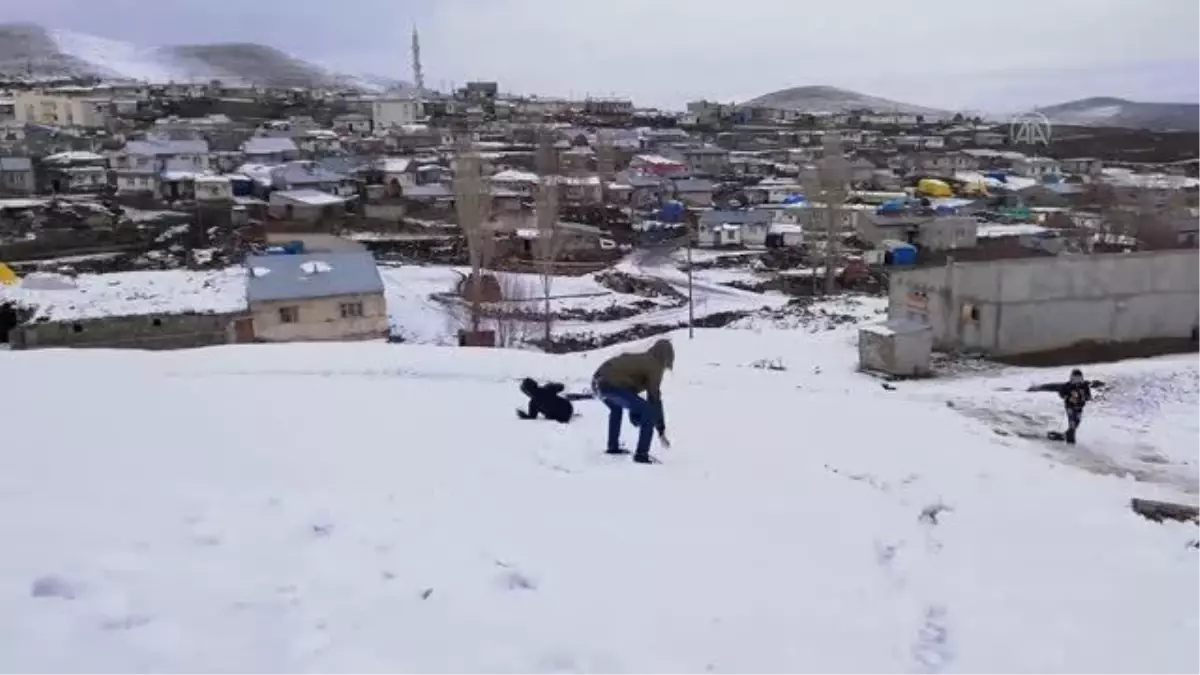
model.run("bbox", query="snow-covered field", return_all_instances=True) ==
[1,314,1196,672]
[911,356,1200,500]
[0,260,768,345]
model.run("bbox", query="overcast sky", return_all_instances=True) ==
[6,0,1198,111]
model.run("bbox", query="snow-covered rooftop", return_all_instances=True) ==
[271,189,348,206]
[0,268,248,322]
[491,169,539,184]
[977,223,1052,238]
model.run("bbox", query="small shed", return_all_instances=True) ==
[858,319,933,378]
[767,222,804,248]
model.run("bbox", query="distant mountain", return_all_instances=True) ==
[741,85,949,118]
[1037,97,1199,132]
[0,23,401,91]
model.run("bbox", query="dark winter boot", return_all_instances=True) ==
[606,447,630,455]
[1064,428,1076,445]
[633,453,656,465]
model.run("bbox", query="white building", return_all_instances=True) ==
[14,91,111,128]
[113,139,211,195]
[697,210,774,248]
[372,95,424,129]
[194,175,234,201]
[1012,156,1062,178]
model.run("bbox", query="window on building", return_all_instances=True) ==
[340,302,364,319]
[279,306,300,324]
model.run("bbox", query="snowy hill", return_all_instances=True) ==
[1039,96,1200,132]
[0,23,400,91]
[1,304,1196,671]
[741,85,949,117]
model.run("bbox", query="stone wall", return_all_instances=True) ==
[9,311,240,350]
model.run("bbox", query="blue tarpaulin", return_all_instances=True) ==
[886,242,917,265]
[659,200,686,222]
[876,199,907,214]
[782,193,807,204]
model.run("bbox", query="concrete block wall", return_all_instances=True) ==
[889,250,1200,356]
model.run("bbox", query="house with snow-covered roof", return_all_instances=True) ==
[244,251,388,343]
[268,188,354,223]
[113,138,211,196]
[236,161,357,199]
[42,150,109,193]
[0,157,35,195]
[374,157,419,192]
[241,136,300,165]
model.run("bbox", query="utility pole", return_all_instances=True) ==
[686,210,695,339]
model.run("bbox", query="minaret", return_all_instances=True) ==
[411,25,425,115]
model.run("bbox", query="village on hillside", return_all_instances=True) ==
[0,57,1197,364]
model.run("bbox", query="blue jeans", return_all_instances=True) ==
[594,381,655,456]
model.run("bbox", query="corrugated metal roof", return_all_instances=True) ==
[0,157,32,171]
[699,209,772,227]
[243,137,299,155]
[274,161,348,186]
[245,252,384,303]
[125,139,209,156]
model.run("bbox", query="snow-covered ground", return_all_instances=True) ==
[908,356,1199,500]
[1,314,1196,672]
[51,29,184,83]
[1,259,768,345]
[0,268,248,321]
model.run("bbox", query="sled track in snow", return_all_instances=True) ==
[951,402,1197,494]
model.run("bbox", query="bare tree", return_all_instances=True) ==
[452,136,494,334]
[802,132,850,294]
[1090,172,1191,251]
[595,131,616,206]
[492,272,539,348]
[532,127,565,344]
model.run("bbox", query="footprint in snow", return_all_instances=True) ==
[499,570,537,591]
[100,614,153,631]
[910,605,954,673]
[30,575,82,600]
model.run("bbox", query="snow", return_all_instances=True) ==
[0,268,248,321]
[0,313,1195,671]
[914,356,1200,499]
[491,169,539,184]
[274,189,346,207]
[19,273,77,291]
[977,223,1050,238]
[50,29,193,84]
[42,151,105,164]
[299,260,333,275]
[0,198,50,210]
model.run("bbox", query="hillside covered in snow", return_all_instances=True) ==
[0,295,1196,671]
[0,23,399,90]
[1038,96,1200,132]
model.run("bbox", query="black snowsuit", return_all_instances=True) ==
[1031,379,1093,444]
[517,378,578,424]
[1058,380,1092,443]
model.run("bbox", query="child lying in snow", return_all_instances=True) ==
[516,378,591,424]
